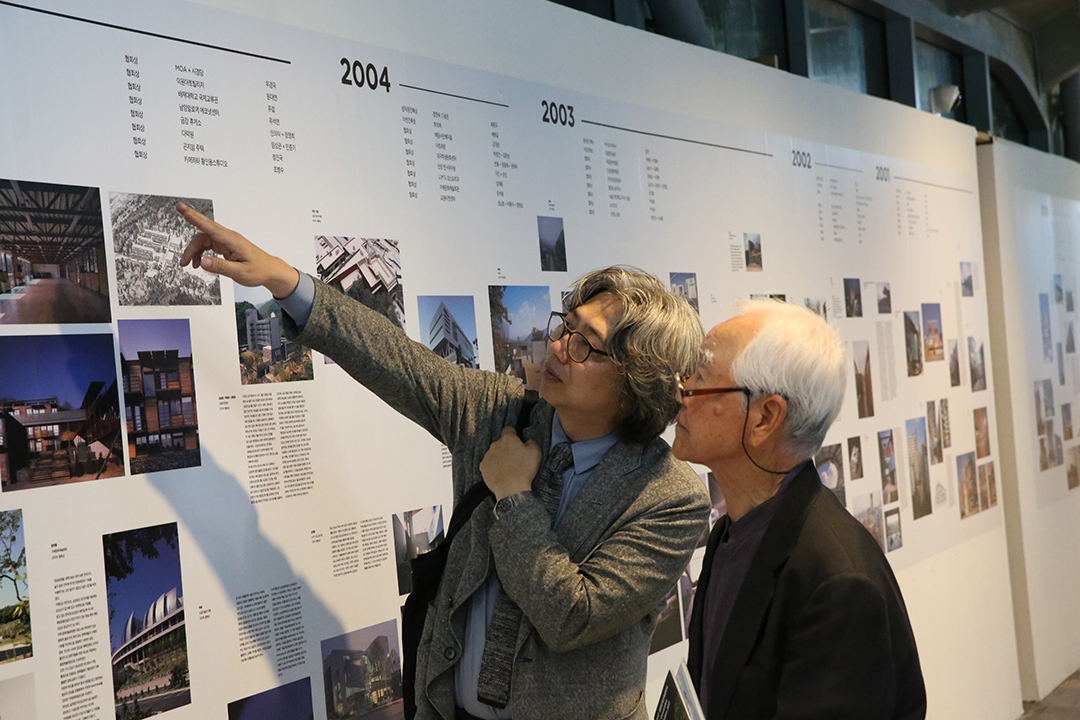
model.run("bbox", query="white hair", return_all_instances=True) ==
[728,299,847,458]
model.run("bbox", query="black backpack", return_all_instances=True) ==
[402,390,539,719]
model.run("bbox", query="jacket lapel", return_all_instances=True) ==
[705,462,822,719]
[553,440,645,561]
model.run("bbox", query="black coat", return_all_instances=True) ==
[688,462,927,720]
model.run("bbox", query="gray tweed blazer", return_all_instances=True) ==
[287,281,710,720]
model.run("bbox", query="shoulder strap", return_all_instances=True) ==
[443,389,541,544]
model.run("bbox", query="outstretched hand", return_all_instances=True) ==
[480,427,542,501]
[176,203,299,298]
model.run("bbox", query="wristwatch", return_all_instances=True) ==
[493,490,534,520]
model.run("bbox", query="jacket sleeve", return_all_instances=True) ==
[487,465,710,652]
[284,278,522,451]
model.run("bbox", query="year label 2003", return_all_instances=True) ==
[542,100,575,127]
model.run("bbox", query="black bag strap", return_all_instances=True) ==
[443,389,539,544]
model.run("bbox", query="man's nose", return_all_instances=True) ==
[548,335,570,363]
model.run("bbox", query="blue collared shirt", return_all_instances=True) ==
[457,414,618,717]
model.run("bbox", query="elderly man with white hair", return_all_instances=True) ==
[675,299,926,720]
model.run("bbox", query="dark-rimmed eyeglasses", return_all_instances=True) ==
[676,374,750,404]
[547,311,610,364]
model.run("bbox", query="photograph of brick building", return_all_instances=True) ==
[119,319,201,475]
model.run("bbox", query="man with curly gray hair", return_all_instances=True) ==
[175,203,710,720]
[676,299,926,720]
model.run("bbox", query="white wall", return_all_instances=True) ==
[979,139,1080,700]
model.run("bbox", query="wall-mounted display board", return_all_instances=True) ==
[978,138,1080,702]
[0,0,1020,718]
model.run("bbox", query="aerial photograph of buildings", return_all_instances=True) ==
[0,333,123,490]
[104,521,189,719]
[0,178,111,324]
[119,319,201,475]
[417,295,478,368]
[314,235,404,329]
[0,509,30,666]
[235,283,313,384]
[109,193,220,306]
[321,619,403,720]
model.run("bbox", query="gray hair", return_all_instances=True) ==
[728,299,846,458]
[563,267,704,444]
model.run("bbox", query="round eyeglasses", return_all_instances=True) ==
[547,311,610,364]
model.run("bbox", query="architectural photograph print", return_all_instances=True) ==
[392,505,444,596]
[488,285,550,383]
[118,319,200,476]
[940,399,952,447]
[103,521,189,719]
[669,272,699,314]
[948,339,961,387]
[926,401,943,464]
[877,429,898,505]
[537,216,567,272]
[852,339,874,418]
[314,234,404,330]
[109,193,219,306]
[803,297,826,320]
[980,462,998,507]
[876,282,891,314]
[968,336,987,391]
[743,233,762,271]
[321,619,404,720]
[906,417,932,521]
[884,507,902,552]
[417,296,478,368]
[974,407,991,459]
[957,452,979,519]
[1068,447,1080,489]
[814,443,845,505]
[0,333,123,490]
[0,178,111,324]
[227,677,314,720]
[0,508,31,665]
[843,278,862,318]
[903,311,923,376]
[920,303,943,362]
[847,436,863,480]
[0,672,36,720]
[851,492,884,550]
[235,283,313,384]
[959,261,974,297]
[1040,292,1053,362]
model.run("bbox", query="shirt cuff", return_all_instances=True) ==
[276,270,314,328]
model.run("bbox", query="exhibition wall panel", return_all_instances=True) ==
[0,1,1020,718]
[979,139,1080,701]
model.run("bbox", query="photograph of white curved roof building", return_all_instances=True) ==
[104,522,190,719]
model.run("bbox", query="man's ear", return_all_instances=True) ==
[746,394,787,448]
